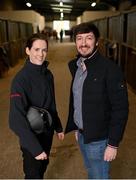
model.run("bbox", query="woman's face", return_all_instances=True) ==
[26,39,48,65]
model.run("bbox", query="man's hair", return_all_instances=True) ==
[73,22,100,41]
[26,33,48,50]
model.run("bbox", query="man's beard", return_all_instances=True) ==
[78,45,98,58]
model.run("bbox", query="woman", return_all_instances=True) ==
[9,33,64,179]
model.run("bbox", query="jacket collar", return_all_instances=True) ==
[75,49,100,65]
[25,59,49,73]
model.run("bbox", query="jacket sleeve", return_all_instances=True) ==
[106,63,129,147]
[65,60,78,134]
[48,72,63,133]
[9,78,43,157]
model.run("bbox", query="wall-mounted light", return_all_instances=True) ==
[26,2,32,7]
[91,2,96,7]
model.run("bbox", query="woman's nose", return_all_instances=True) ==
[38,50,43,56]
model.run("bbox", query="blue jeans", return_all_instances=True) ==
[78,132,110,179]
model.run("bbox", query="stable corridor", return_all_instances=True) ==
[0,39,136,179]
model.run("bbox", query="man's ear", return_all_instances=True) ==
[25,47,30,55]
[96,42,98,46]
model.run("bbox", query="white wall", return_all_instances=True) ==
[77,16,82,24]
[0,10,45,32]
[69,21,76,29]
[77,11,119,23]
[45,21,53,29]
[45,21,76,30]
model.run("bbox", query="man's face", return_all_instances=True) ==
[75,32,98,57]
[26,39,47,65]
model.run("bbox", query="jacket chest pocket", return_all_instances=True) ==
[84,75,106,93]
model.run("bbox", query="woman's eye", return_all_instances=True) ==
[43,49,47,52]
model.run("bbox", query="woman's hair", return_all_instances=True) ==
[73,22,100,41]
[26,33,48,50]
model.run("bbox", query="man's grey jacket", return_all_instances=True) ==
[65,50,129,147]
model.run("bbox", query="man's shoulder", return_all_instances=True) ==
[97,53,119,69]
[68,58,77,75]
[68,58,77,67]
[99,55,123,77]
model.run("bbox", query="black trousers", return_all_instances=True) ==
[21,132,53,179]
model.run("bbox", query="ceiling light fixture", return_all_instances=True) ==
[51,7,71,12]
[60,9,63,12]
[60,12,64,18]
[60,1,63,6]
[26,2,32,7]
[91,2,96,7]
[50,4,72,8]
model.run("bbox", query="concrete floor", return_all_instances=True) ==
[0,38,136,179]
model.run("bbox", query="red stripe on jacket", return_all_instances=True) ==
[10,93,22,98]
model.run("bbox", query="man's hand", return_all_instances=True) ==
[35,152,47,160]
[104,146,117,162]
[56,132,64,140]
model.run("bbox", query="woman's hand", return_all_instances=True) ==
[104,146,117,162]
[75,131,78,141]
[35,152,47,160]
[56,132,64,140]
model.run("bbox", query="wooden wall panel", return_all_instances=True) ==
[108,15,123,42]
[127,11,136,47]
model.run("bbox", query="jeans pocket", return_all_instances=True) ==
[86,139,107,160]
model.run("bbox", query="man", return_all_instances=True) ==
[65,22,128,179]
[60,29,63,42]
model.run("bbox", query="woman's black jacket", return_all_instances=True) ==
[9,60,63,157]
[65,51,129,147]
